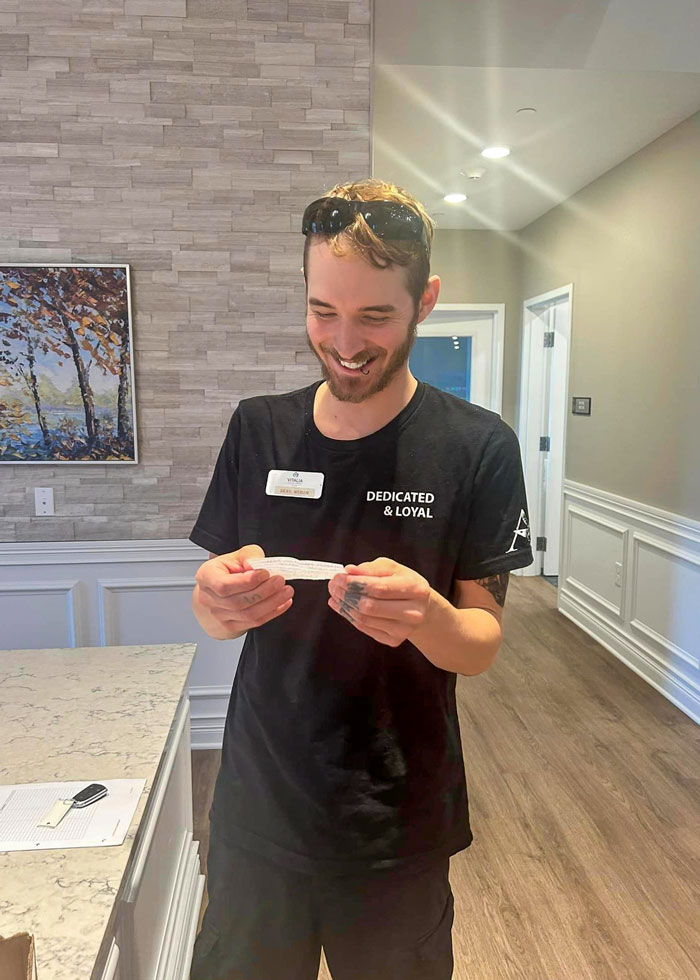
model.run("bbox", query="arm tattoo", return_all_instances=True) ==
[475,572,509,608]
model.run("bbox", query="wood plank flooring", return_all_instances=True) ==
[191,574,700,979]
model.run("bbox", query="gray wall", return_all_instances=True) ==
[432,109,700,523]
[429,230,523,429]
[518,109,700,521]
[0,0,370,543]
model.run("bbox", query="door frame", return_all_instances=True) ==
[516,284,573,578]
[417,303,505,415]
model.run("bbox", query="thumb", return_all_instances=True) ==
[222,543,265,574]
[345,557,394,576]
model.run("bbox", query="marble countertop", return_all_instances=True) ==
[0,642,197,980]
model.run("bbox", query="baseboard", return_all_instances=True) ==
[189,685,230,750]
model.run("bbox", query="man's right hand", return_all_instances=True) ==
[192,544,294,640]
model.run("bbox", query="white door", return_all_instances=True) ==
[518,286,572,578]
[411,304,505,415]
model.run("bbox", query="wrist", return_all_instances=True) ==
[410,587,446,651]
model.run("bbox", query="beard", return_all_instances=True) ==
[305,307,420,404]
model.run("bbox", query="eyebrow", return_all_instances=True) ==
[308,297,397,313]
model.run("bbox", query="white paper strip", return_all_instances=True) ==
[247,556,346,580]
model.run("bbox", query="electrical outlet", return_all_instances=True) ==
[614,562,622,588]
[34,488,54,516]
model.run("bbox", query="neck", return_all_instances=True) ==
[314,369,418,440]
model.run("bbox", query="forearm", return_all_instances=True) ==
[410,587,502,675]
[192,584,247,641]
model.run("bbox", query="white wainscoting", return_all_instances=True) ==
[0,539,241,749]
[559,480,700,727]
[2,494,699,754]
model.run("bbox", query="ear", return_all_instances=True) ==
[417,275,441,324]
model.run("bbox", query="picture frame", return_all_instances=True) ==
[0,264,138,464]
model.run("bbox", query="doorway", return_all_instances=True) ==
[516,285,573,581]
[411,303,505,415]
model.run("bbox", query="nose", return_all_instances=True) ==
[333,318,366,360]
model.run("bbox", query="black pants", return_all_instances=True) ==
[190,828,454,980]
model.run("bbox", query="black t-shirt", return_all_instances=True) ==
[189,378,533,875]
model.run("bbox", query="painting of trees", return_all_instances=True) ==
[0,265,137,463]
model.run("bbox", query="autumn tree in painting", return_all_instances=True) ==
[0,265,135,462]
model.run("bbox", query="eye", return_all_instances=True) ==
[365,317,388,323]
[313,311,335,318]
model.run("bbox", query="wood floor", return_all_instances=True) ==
[191,574,700,980]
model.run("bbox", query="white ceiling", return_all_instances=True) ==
[372,0,700,230]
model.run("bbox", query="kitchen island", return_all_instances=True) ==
[0,642,203,980]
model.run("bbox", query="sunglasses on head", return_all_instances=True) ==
[302,196,429,250]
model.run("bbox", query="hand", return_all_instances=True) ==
[194,544,294,638]
[327,557,432,647]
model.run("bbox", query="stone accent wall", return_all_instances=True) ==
[0,0,370,542]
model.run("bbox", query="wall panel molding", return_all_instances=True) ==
[559,481,700,727]
[0,539,240,748]
[0,579,84,649]
[3,494,698,755]
[97,577,202,647]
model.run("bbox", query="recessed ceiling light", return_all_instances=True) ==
[444,192,467,203]
[481,146,510,159]
[516,107,537,114]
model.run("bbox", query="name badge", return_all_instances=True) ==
[266,469,324,499]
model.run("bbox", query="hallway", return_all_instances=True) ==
[191,575,700,980]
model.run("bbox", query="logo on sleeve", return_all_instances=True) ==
[506,509,530,553]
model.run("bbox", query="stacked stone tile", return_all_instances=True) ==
[0,0,370,541]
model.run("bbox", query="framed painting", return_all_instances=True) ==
[0,264,138,463]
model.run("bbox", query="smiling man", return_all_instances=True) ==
[188,178,534,980]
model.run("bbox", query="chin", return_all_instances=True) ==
[324,362,399,404]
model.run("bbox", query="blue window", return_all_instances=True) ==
[409,335,472,401]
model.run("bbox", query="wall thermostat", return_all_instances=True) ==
[572,397,591,415]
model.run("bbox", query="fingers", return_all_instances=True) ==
[330,574,417,600]
[200,567,270,600]
[195,554,295,629]
[327,595,401,646]
[328,594,417,631]
[221,586,294,629]
[207,573,293,615]
[327,578,425,622]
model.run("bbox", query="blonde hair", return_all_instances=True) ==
[302,177,436,311]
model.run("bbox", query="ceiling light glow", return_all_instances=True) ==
[481,146,511,159]
[443,192,467,203]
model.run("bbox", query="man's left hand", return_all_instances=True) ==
[328,557,432,647]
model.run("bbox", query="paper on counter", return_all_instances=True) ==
[0,779,146,852]
[247,556,346,580]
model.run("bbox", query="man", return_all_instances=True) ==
[189,178,534,980]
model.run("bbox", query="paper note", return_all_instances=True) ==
[247,556,345,580]
[0,779,146,851]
